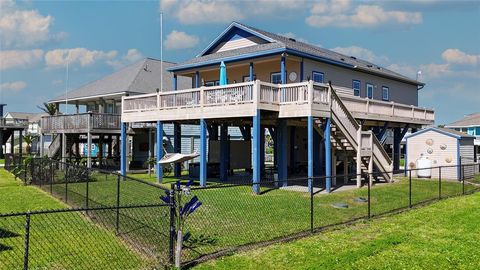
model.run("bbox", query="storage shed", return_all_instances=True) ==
[405,127,475,180]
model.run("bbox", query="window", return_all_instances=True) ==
[382,86,389,101]
[312,71,324,83]
[271,72,282,84]
[366,83,374,99]
[352,80,360,96]
[205,80,220,87]
[243,75,256,82]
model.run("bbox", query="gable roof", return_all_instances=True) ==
[445,113,480,128]
[169,22,423,86]
[5,112,38,120]
[405,127,475,140]
[49,58,191,103]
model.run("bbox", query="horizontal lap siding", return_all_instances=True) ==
[406,130,458,180]
[459,138,475,179]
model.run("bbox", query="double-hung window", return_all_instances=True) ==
[382,86,389,101]
[352,80,360,96]
[366,83,374,99]
[312,71,324,83]
[271,72,282,84]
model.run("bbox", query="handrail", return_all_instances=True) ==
[372,131,391,164]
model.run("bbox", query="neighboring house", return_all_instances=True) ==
[445,112,480,162]
[42,57,238,170]
[405,127,476,180]
[121,22,435,191]
[0,105,28,158]
[2,111,49,154]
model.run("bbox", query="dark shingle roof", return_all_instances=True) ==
[49,58,191,103]
[170,22,421,85]
[406,127,475,139]
[445,113,480,127]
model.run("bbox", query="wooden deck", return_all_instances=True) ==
[121,80,435,125]
[41,113,121,134]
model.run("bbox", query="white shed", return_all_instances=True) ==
[405,127,475,180]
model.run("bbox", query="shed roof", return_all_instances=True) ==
[169,22,423,86]
[405,127,476,140]
[49,58,191,103]
[445,113,480,128]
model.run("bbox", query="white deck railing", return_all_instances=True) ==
[122,80,434,123]
[41,113,121,133]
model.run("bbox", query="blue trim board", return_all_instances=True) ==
[156,121,163,182]
[404,127,464,140]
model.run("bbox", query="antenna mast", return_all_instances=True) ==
[160,12,163,92]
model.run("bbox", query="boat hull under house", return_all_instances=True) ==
[121,22,435,192]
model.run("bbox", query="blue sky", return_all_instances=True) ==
[1,0,479,124]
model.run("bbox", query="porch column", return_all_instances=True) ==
[249,62,254,81]
[281,55,286,84]
[278,119,288,186]
[174,123,181,177]
[308,116,314,193]
[107,135,112,157]
[62,133,67,164]
[120,122,127,176]
[324,117,332,193]
[199,119,207,186]
[300,58,304,81]
[260,126,265,175]
[289,127,296,174]
[252,110,261,194]
[344,155,349,184]
[393,127,401,171]
[156,121,163,182]
[313,125,321,175]
[19,130,23,157]
[87,133,92,168]
[195,71,200,88]
[99,134,104,168]
[220,124,228,181]
[39,133,44,157]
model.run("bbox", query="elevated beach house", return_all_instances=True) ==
[41,58,191,170]
[121,22,435,192]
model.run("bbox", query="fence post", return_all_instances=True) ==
[367,174,371,218]
[438,167,442,200]
[30,158,34,184]
[115,174,121,233]
[50,162,54,194]
[409,170,412,208]
[169,183,176,265]
[64,164,68,203]
[23,211,31,270]
[85,170,90,210]
[310,177,313,233]
[462,164,465,195]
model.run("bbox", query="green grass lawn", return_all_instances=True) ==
[50,169,477,263]
[194,192,480,270]
[0,159,4,165]
[0,169,152,269]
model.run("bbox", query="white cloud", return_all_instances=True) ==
[107,49,144,69]
[441,49,479,65]
[0,0,64,48]
[45,48,118,68]
[0,49,44,70]
[176,1,243,24]
[0,81,27,92]
[165,30,199,50]
[306,1,422,28]
[331,46,389,64]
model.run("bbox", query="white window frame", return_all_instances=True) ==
[366,83,374,99]
[312,71,324,83]
[352,80,361,96]
[382,86,389,101]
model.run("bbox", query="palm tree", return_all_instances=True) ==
[23,134,37,154]
[37,102,57,115]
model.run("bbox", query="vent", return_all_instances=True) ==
[350,56,357,60]
[367,64,373,68]
[288,38,296,42]
[340,58,345,61]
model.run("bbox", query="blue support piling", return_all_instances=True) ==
[252,110,261,194]
[260,127,265,174]
[120,122,127,176]
[308,116,314,193]
[220,124,228,181]
[200,119,207,186]
[156,121,163,182]
[324,118,332,193]
[281,56,286,84]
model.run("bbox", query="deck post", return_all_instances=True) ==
[199,119,207,186]
[173,123,181,177]
[324,117,332,192]
[278,119,288,186]
[252,110,261,194]
[19,130,23,157]
[39,133,43,157]
[62,133,67,165]
[308,116,314,193]
[356,125,362,188]
[249,62,254,81]
[120,122,127,176]
[172,74,177,91]
[87,133,92,168]
[281,55,286,84]
[195,71,200,88]
[220,124,228,181]
[156,121,163,182]
[393,127,401,171]
[260,126,265,175]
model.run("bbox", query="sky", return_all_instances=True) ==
[0,0,479,125]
